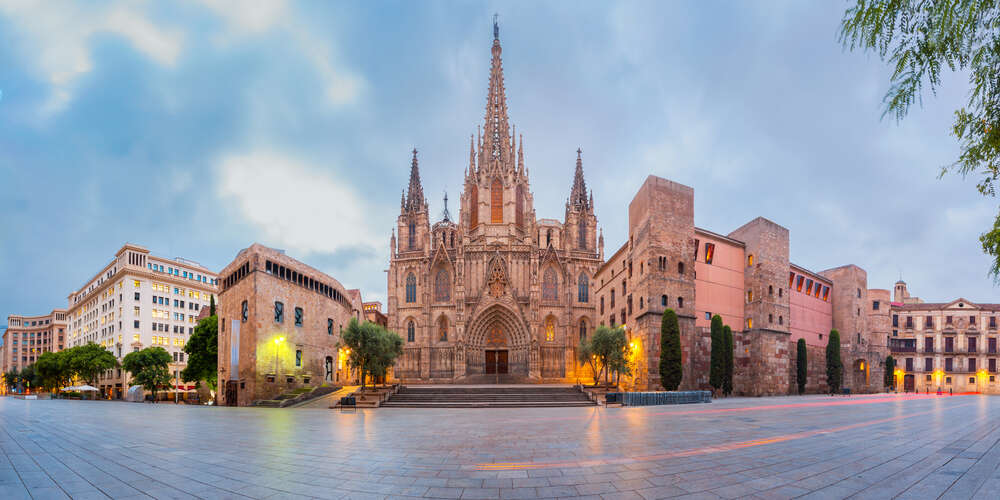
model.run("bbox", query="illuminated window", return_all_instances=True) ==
[469,185,479,227]
[746,290,753,303]
[542,268,558,301]
[805,279,813,295]
[133,306,140,316]
[814,284,822,298]
[134,280,141,288]
[822,286,830,301]
[405,273,417,303]
[491,178,502,223]
[747,254,754,266]
[545,317,555,342]
[704,243,715,264]
[796,276,804,292]
[133,334,139,342]
[746,318,753,329]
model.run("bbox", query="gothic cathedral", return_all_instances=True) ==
[386,22,603,382]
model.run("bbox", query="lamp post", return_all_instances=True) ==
[273,337,285,378]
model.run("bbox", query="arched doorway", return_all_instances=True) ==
[465,305,531,379]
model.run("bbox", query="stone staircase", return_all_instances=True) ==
[254,386,338,408]
[381,385,596,408]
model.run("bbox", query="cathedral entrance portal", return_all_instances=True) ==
[465,305,531,380]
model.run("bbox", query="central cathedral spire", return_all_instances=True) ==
[482,15,512,172]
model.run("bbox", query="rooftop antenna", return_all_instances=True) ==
[493,13,499,40]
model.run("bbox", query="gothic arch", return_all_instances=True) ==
[436,314,450,342]
[465,304,530,348]
[542,266,559,301]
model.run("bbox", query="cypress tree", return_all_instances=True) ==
[210,294,216,316]
[659,309,683,390]
[796,338,807,395]
[722,325,734,396]
[884,355,895,390]
[709,315,724,392]
[826,329,842,394]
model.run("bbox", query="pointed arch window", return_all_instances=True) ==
[516,184,524,228]
[434,269,450,302]
[408,221,416,250]
[577,273,589,303]
[545,316,555,342]
[542,268,558,301]
[405,273,416,303]
[491,179,503,223]
[579,319,588,342]
[438,316,448,342]
[470,186,479,228]
[407,320,415,342]
[578,216,587,249]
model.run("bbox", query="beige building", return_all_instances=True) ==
[2,310,67,381]
[66,243,217,399]
[888,281,999,394]
[216,244,363,406]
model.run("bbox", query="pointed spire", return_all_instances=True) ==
[400,190,406,212]
[442,191,452,222]
[468,134,476,177]
[517,133,524,173]
[569,148,590,211]
[483,15,512,173]
[404,148,426,213]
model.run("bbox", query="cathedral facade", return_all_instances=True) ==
[386,23,603,383]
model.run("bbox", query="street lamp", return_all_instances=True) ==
[273,336,285,377]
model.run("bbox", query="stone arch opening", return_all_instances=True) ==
[465,304,531,377]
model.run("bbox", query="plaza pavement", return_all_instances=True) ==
[0,392,998,499]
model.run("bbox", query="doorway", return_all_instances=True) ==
[903,374,915,392]
[485,350,509,375]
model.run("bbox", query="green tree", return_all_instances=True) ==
[587,326,630,386]
[182,315,218,394]
[723,325,734,396]
[3,368,21,392]
[577,336,601,383]
[826,329,843,394]
[209,294,216,316]
[19,364,37,392]
[341,319,404,389]
[67,343,119,387]
[122,347,173,402]
[884,355,896,390]
[841,1,1000,281]
[35,351,72,393]
[797,338,808,395]
[659,309,683,391]
[709,314,724,392]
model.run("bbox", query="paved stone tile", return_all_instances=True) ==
[3,395,1000,499]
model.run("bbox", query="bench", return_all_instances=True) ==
[339,396,357,412]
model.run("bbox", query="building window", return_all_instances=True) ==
[408,221,416,250]
[873,301,880,311]
[470,185,479,227]
[705,312,711,320]
[328,319,334,335]
[407,321,415,342]
[746,318,753,329]
[677,262,684,275]
[768,285,773,296]
[491,178,502,223]
[516,184,525,228]
[439,316,448,342]
[677,297,683,308]
[746,290,753,303]
[661,295,667,307]
[577,215,587,249]
[805,279,813,295]
[542,268,558,301]
[796,276,804,292]
[134,292,140,301]
[945,357,954,371]
[969,358,977,372]
[925,357,933,371]
[405,273,417,303]
[241,300,248,322]
[294,307,303,326]
[434,269,450,302]
[778,316,783,325]
[579,319,587,342]
[747,254,754,267]
[577,273,589,303]
[704,243,715,264]
[946,315,953,325]
[295,350,302,367]
[600,296,605,315]
[769,313,773,323]
[133,320,139,329]
[274,302,284,323]
[545,317,555,342]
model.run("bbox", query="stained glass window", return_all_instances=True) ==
[434,269,450,302]
[577,273,589,303]
[407,321,415,342]
[542,268,558,301]
[405,273,416,303]
[439,316,448,342]
[491,179,502,223]
[545,317,555,342]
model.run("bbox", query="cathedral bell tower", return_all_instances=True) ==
[396,149,430,256]
[565,148,597,252]
[461,16,536,243]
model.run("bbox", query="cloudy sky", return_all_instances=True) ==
[1,0,997,335]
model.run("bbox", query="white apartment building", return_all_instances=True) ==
[66,243,218,399]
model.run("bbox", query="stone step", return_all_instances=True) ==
[384,385,597,408]
[380,401,597,408]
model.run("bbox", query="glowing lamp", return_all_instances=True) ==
[274,336,285,345]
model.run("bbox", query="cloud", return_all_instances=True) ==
[214,150,382,258]
[0,0,183,115]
